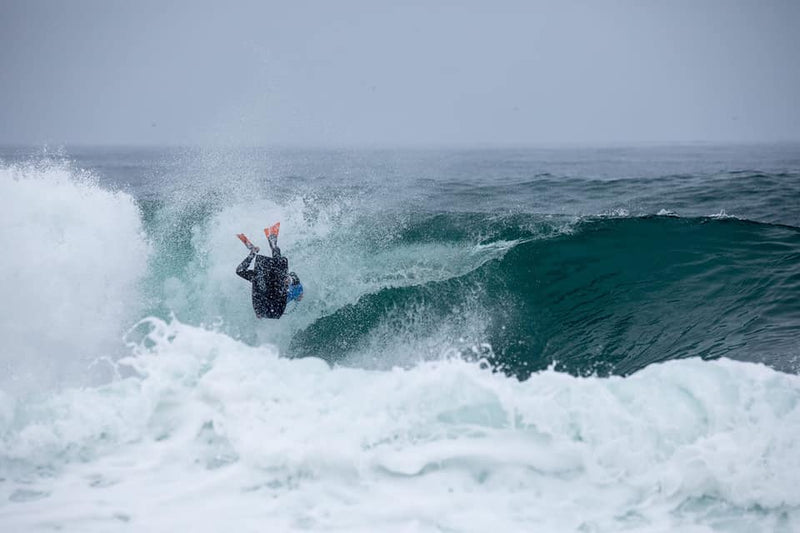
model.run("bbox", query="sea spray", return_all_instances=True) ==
[0,161,149,393]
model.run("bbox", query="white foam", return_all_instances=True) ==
[1,317,798,532]
[601,207,631,217]
[709,209,739,220]
[0,161,149,393]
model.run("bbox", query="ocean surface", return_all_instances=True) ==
[1,144,799,532]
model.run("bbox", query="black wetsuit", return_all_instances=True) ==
[236,243,289,319]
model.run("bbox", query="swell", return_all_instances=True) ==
[290,215,800,377]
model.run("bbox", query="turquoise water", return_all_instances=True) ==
[292,214,800,376]
[1,145,799,532]
[26,144,794,376]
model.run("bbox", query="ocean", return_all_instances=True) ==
[1,144,799,532]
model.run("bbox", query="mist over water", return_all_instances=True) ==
[1,145,799,532]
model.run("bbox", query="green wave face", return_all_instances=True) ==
[290,215,800,377]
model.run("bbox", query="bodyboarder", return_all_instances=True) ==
[236,223,304,319]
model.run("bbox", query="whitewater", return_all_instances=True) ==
[1,146,799,532]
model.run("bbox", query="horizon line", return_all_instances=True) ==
[2,139,800,151]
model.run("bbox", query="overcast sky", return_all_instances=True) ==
[1,0,798,146]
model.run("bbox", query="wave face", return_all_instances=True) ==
[1,145,799,531]
[292,214,800,377]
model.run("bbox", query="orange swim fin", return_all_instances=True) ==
[236,233,257,252]
[264,222,281,239]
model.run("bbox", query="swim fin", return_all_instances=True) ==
[236,233,258,252]
[264,222,280,240]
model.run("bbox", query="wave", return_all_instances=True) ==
[2,317,798,531]
[291,215,800,377]
[0,161,149,392]
[4,155,797,384]
[2,149,799,531]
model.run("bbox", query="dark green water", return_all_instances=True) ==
[291,214,800,376]
[3,144,799,377]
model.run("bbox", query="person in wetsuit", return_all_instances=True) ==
[236,233,303,319]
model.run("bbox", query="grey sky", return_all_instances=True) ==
[1,0,798,146]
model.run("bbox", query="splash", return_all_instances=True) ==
[0,160,149,393]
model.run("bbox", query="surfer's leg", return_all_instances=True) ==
[236,251,256,281]
[267,235,282,258]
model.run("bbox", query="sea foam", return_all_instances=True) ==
[1,317,797,532]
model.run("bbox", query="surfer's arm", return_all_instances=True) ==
[236,251,256,281]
